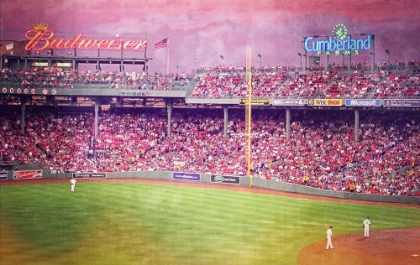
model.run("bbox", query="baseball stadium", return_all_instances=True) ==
[1,1,420,265]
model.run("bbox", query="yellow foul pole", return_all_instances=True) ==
[245,46,252,187]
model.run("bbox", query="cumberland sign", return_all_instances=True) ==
[304,24,373,56]
[24,22,147,51]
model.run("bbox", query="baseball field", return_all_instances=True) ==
[1,179,419,265]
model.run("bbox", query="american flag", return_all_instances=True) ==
[154,38,168,49]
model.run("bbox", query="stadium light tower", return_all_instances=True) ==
[302,37,308,71]
[298,53,303,70]
[116,34,124,72]
[258,54,262,69]
[386,49,390,65]
[346,36,353,72]
[116,34,123,58]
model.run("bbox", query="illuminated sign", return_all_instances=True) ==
[272,99,308,106]
[309,99,343,106]
[332,24,348,40]
[31,62,49,67]
[304,24,373,56]
[345,99,381,107]
[239,98,270,105]
[54,62,73,68]
[24,22,147,52]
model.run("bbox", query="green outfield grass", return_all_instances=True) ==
[1,181,419,265]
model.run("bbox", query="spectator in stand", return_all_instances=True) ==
[0,67,192,91]
[1,108,419,196]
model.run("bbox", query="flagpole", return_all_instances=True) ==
[167,37,170,75]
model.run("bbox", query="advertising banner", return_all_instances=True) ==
[345,99,382,107]
[309,98,343,106]
[25,22,147,52]
[239,98,270,105]
[72,173,106,179]
[173,172,201,181]
[383,99,420,108]
[0,171,8,180]
[272,99,308,106]
[13,170,43,179]
[210,175,240,184]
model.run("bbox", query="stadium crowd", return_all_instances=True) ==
[191,68,420,99]
[0,67,192,90]
[1,60,419,99]
[1,108,419,196]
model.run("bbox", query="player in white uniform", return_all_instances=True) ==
[70,178,77,192]
[326,226,333,249]
[363,217,371,237]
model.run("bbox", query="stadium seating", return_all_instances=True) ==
[1,62,419,196]
[1,108,419,196]
[2,62,420,98]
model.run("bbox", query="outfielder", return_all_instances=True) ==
[70,178,77,192]
[326,226,333,249]
[363,217,371,237]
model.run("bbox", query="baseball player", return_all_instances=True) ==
[326,226,333,249]
[363,217,371,237]
[70,178,77,192]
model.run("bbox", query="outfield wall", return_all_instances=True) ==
[3,170,419,204]
[244,177,420,204]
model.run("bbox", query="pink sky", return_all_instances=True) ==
[1,0,419,73]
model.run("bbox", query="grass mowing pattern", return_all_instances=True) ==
[1,182,419,265]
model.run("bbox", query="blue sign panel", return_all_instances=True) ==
[345,99,382,107]
[173,172,201,181]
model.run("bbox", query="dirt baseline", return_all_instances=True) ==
[2,178,420,265]
[297,227,420,265]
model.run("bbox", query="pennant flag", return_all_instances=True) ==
[154,38,168,49]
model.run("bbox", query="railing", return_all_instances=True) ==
[0,80,189,91]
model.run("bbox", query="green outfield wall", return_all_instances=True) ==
[3,169,419,204]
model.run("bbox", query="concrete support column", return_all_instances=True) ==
[348,52,352,72]
[94,100,99,139]
[286,109,291,140]
[166,100,173,137]
[326,55,330,72]
[223,106,228,137]
[354,109,359,142]
[21,103,26,134]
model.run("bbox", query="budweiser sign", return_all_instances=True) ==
[25,22,147,51]
[13,170,43,179]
